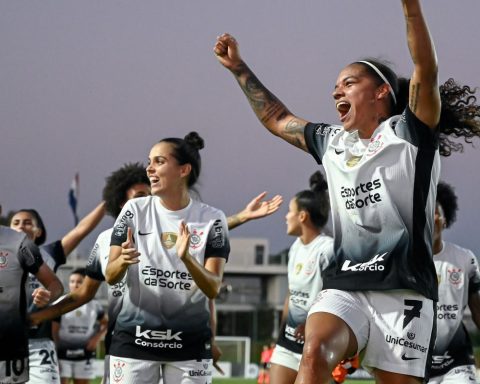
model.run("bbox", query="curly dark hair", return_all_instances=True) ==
[356,60,480,157]
[436,181,458,228]
[438,79,480,157]
[102,163,150,217]
[295,171,330,229]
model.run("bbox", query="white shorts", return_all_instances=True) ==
[270,345,302,372]
[59,358,96,380]
[0,358,29,384]
[26,338,60,384]
[110,355,212,384]
[308,289,435,379]
[429,365,477,384]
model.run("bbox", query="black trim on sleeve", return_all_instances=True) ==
[41,240,66,271]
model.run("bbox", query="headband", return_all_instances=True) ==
[357,60,397,105]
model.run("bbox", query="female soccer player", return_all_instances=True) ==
[430,181,480,384]
[269,171,333,384]
[30,161,282,384]
[214,1,480,382]
[52,268,107,384]
[0,226,63,384]
[105,132,228,384]
[10,202,105,384]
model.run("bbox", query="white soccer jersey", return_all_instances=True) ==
[305,107,440,300]
[277,234,334,354]
[0,226,43,361]
[55,299,104,360]
[434,241,480,352]
[109,196,230,361]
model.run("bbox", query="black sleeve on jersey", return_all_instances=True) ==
[205,219,230,261]
[304,122,337,164]
[110,208,135,247]
[393,106,439,149]
[85,243,106,281]
[41,240,66,271]
[19,237,44,274]
[468,279,480,295]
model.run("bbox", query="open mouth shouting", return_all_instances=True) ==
[336,101,351,123]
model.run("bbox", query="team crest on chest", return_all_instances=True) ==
[366,134,385,157]
[447,268,463,286]
[0,250,9,269]
[346,156,362,167]
[190,228,204,249]
[294,263,303,275]
[161,232,177,249]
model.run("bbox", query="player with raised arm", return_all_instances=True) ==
[214,1,480,383]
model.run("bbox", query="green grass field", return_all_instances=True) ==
[92,378,374,384]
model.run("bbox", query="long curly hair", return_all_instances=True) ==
[102,162,150,217]
[356,60,480,157]
[438,79,480,156]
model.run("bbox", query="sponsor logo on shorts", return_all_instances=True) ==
[112,360,126,383]
[188,369,212,377]
[341,253,387,272]
[401,353,420,361]
[385,334,427,353]
[432,351,454,370]
[134,325,183,349]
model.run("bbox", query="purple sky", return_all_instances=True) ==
[1,1,479,257]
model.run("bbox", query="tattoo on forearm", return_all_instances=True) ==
[233,63,286,123]
[410,83,420,112]
[285,118,306,147]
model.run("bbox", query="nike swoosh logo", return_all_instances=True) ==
[138,230,152,236]
[401,353,419,361]
[334,149,344,155]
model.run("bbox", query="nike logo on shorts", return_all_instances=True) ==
[138,230,152,236]
[401,353,419,361]
[335,149,344,155]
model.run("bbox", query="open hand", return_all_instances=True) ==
[176,221,191,261]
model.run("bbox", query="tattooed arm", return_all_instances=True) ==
[214,33,309,151]
[402,0,440,130]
